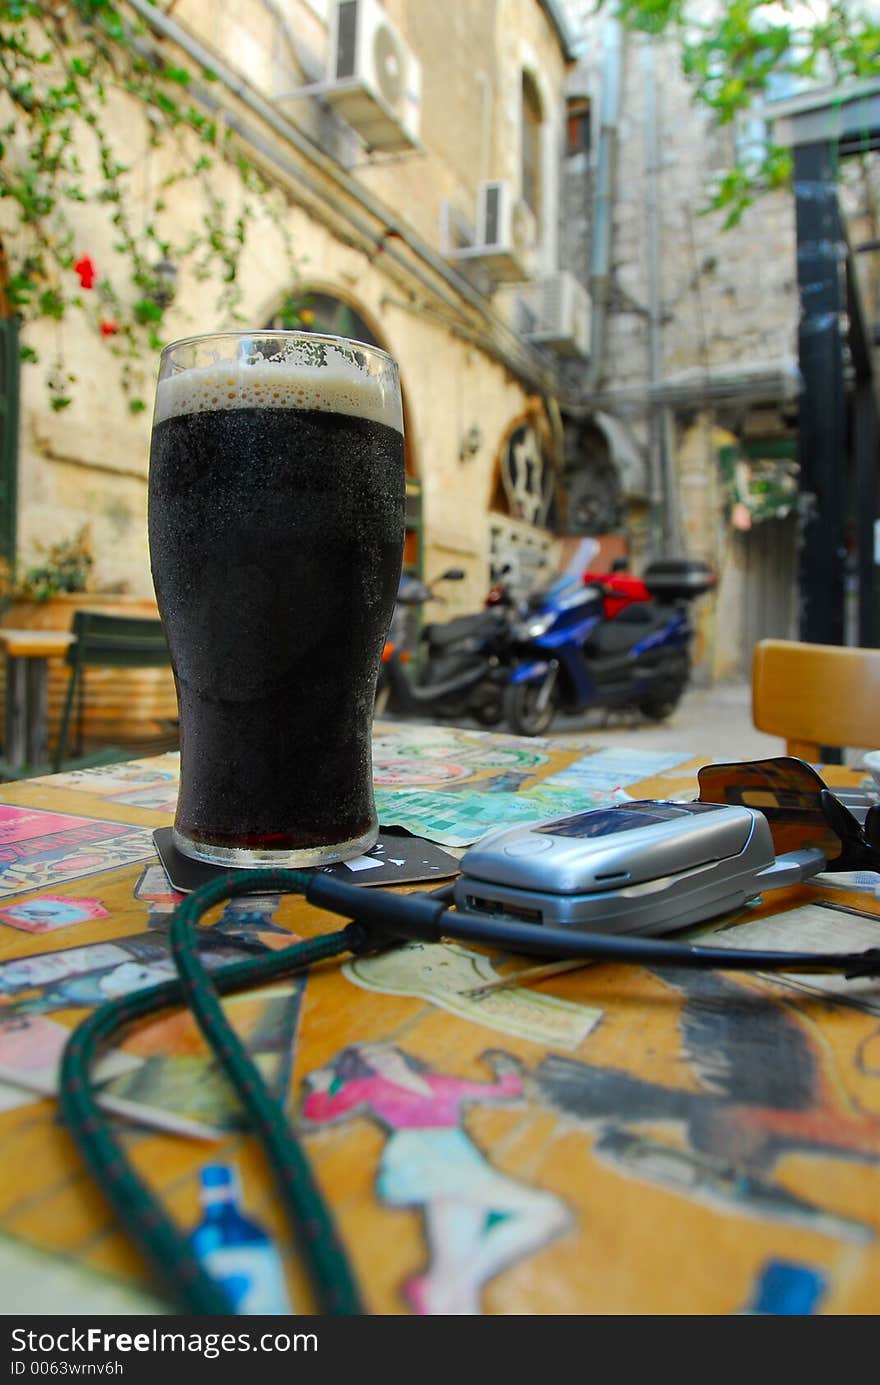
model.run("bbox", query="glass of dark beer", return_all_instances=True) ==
[148,331,405,867]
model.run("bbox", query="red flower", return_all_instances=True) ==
[100,320,118,337]
[74,256,97,289]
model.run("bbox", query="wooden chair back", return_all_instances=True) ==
[54,611,172,771]
[751,638,880,760]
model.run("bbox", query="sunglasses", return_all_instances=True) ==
[697,756,880,873]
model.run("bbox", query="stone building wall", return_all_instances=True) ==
[10,0,573,619]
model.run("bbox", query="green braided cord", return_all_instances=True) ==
[169,868,367,1315]
[60,867,360,1314]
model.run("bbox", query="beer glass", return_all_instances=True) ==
[148,331,405,867]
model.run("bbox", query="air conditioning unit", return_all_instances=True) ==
[451,180,538,282]
[325,0,421,152]
[517,272,591,357]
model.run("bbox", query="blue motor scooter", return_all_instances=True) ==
[503,554,716,736]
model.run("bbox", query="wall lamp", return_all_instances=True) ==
[459,423,482,461]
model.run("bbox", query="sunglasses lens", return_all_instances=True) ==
[697,757,842,861]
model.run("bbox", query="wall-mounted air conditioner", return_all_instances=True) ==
[325,0,421,152]
[516,272,591,357]
[450,180,538,282]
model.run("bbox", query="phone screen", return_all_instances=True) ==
[534,801,720,839]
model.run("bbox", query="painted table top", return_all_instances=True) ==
[0,723,876,1316]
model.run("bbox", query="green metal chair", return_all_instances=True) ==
[53,610,175,772]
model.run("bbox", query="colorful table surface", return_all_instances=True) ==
[0,722,877,1316]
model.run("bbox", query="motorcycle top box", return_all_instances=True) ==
[640,559,717,603]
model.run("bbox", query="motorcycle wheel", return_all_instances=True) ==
[505,678,558,737]
[637,653,690,722]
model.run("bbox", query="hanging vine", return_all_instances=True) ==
[0,0,304,411]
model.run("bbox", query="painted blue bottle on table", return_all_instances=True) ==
[741,1259,827,1315]
[190,1163,291,1314]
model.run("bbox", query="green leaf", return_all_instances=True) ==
[38,289,65,320]
[132,297,164,324]
[163,65,193,87]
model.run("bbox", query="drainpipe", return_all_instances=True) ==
[585,17,624,392]
[643,37,662,553]
[642,37,680,555]
[476,71,493,186]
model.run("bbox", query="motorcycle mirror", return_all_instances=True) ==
[396,574,431,605]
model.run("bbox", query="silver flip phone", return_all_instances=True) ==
[453,800,781,936]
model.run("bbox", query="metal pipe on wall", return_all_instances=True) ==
[477,71,494,187]
[585,16,623,392]
[642,37,662,552]
[644,38,682,556]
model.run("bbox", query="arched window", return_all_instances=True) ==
[265,290,381,347]
[521,72,543,224]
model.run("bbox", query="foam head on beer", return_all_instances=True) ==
[154,340,404,435]
[148,333,405,868]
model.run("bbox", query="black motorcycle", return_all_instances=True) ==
[374,569,513,724]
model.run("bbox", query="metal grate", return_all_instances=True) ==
[335,0,358,80]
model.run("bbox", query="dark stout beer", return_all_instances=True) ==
[149,343,404,865]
